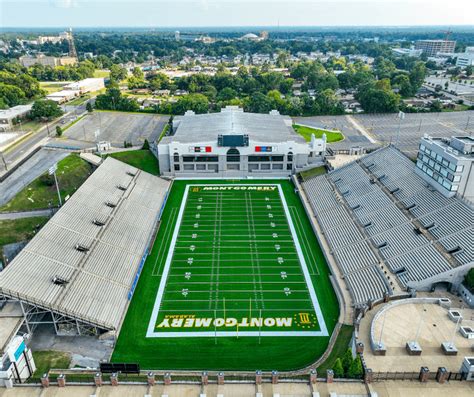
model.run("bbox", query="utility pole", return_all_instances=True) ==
[0,151,7,171]
[49,164,62,207]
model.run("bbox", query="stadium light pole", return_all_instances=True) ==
[258,309,262,345]
[214,309,217,345]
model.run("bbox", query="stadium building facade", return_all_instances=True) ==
[158,107,326,177]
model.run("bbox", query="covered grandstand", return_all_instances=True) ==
[0,158,170,335]
[302,146,473,308]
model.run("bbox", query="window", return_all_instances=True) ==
[428,159,434,167]
[434,164,441,172]
[441,168,448,177]
[184,164,194,171]
[287,152,293,162]
[249,164,259,171]
[249,155,270,162]
[196,164,206,171]
[442,159,449,166]
[453,175,461,182]
[272,164,283,170]
[436,154,442,162]
[287,163,293,170]
[420,144,425,151]
[174,164,180,171]
[451,185,459,192]
[173,152,179,162]
[226,148,240,162]
[456,165,464,172]
[448,162,456,172]
[183,155,218,162]
[261,164,271,170]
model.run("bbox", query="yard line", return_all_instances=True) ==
[151,208,177,277]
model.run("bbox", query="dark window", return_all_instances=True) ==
[174,164,180,171]
[249,155,270,162]
[272,155,284,162]
[182,155,218,162]
[287,152,293,162]
[287,163,293,170]
[226,148,240,162]
[173,153,179,162]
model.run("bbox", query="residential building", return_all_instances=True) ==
[158,106,326,177]
[415,40,456,57]
[392,47,423,57]
[415,135,474,201]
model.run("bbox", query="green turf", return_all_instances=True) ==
[293,124,343,143]
[112,179,339,370]
[315,324,354,374]
[0,154,93,212]
[0,216,48,246]
[31,351,71,376]
[108,150,159,175]
[300,166,327,181]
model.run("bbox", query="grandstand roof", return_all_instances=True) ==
[0,158,170,331]
[163,106,306,144]
[302,145,473,306]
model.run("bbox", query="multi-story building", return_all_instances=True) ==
[158,107,326,177]
[19,54,77,68]
[456,47,474,67]
[0,105,33,132]
[415,40,456,57]
[415,135,474,201]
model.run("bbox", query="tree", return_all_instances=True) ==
[333,358,344,378]
[409,61,427,92]
[0,82,26,107]
[341,348,353,375]
[356,81,400,113]
[466,65,473,77]
[142,139,150,150]
[31,100,63,120]
[444,81,449,90]
[56,125,63,137]
[173,93,209,114]
[109,64,128,82]
[86,102,93,112]
[347,355,363,379]
[392,74,413,97]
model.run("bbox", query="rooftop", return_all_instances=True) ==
[0,104,33,120]
[161,107,306,145]
[0,157,170,331]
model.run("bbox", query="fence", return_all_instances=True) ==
[369,370,467,382]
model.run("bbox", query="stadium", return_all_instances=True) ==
[0,109,472,378]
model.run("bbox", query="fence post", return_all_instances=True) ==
[217,372,225,385]
[147,372,155,386]
[41,373,49,388]
[164,372,171,385]
[419,367,429,383]
[57,373,66,387]
[271,370,279,384]
[310,369,317,384]
[364,368,373,384]
[326,369,334,383]
[110,372,118,386]
[255,370,262,385]
[201,371,208,386]
[94,372,102,387]
[436,367,448,384]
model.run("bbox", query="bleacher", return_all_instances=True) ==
[0,158,171,331]
[301,145,473,307]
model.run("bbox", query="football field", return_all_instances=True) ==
[112,180,338,370]
[147,184,327,338]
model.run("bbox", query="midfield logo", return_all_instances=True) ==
[156,315,293,329]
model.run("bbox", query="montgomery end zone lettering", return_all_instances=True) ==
[200,186,277,191]
[155,313,318,330]
[157,316,292,329]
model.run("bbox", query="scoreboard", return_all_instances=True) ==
[189,146,212,153]
[255,146,273,152]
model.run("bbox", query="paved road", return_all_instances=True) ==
[0,148,68,207]
[0,209,53,220]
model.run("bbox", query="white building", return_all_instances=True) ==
[46,89,80,104]
[0,105,33,132]
[456,47,474,67]
[63,78,105,94]
[158,107,326,178]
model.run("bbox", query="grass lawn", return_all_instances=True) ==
[15,119,44,133]
[93,69,110,78]
[108,150,159,175]
[315,324,354,374]
[31,351,71,376]
[300,166,327,181]
[112,179,339,370]
[0,217,48,246]
[293,124,344,143]
[0,154,93,212]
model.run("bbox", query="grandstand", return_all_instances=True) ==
[302,146,473,308]
[0,158,170,335]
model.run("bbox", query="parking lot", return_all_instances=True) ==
[62,111,167,147]
[296,110,474,158]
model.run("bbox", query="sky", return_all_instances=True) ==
[1,0,473,28]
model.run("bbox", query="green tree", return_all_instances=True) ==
[333,358,344,378]
[465,65,473,77]
[173,93,209,114]
[109,64,128,82]
[86,102,93,113]
[0,82,26,107]
[31,99,63,120]
[347,355,363,379]
[392,74,413,97]
[464,268,474,291]
[56,125,63,137]
[341,348,353,375]
[409,61,427,91]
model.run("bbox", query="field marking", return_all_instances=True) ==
[146,184,329,338]
[289,206,320,276]
[151,208,178,277]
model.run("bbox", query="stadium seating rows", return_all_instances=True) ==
[302,146,473,305]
